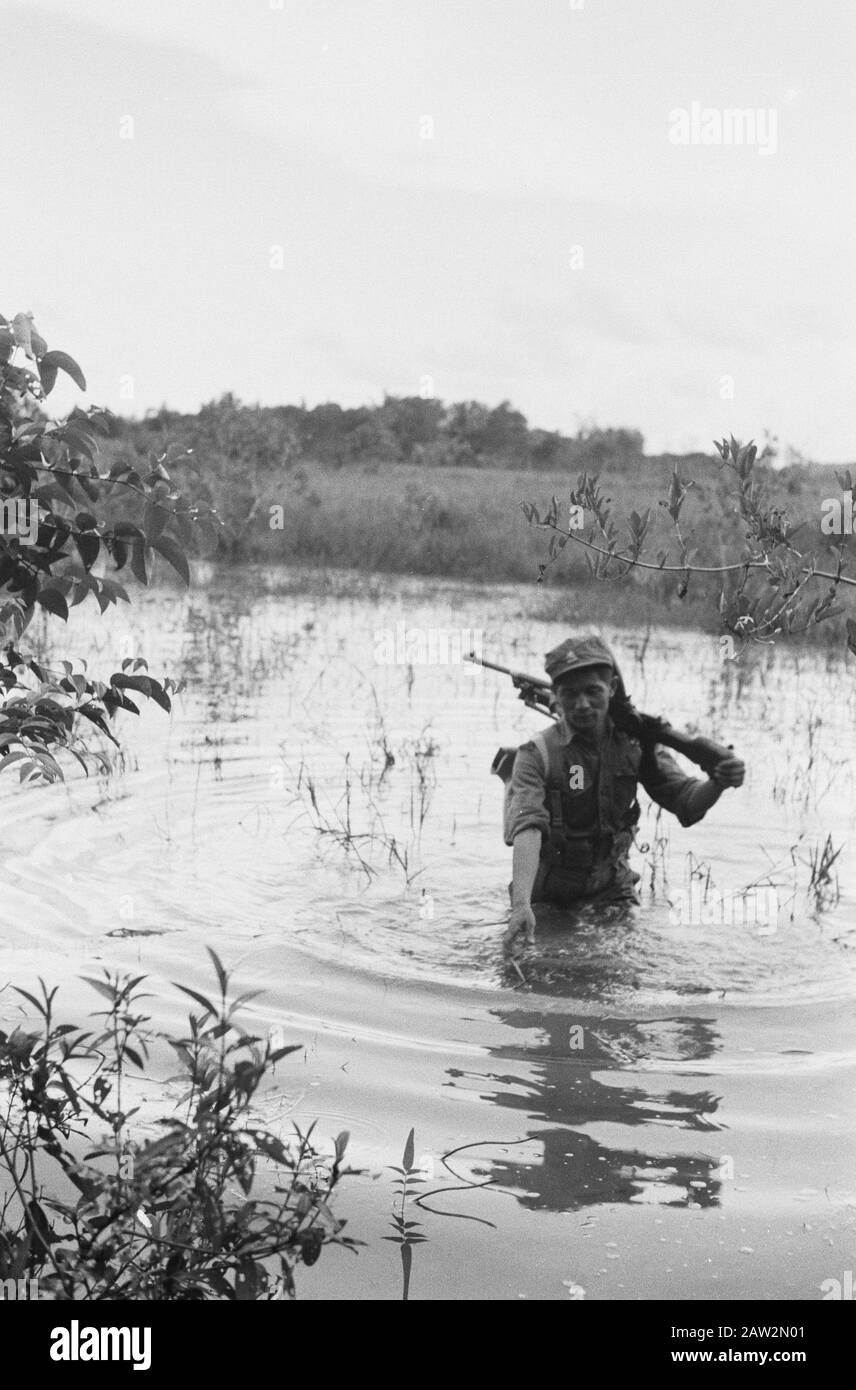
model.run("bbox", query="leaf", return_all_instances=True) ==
[144,679,171,713]
[129,538,148,586]
[11,312,34,357]
[152,534,190,585]
[81,977,119,1003]
[402,1127,415,1171]
[98,576,130,605]
[111,672,153,698]
[206,946,228,996]
[0,751,31,773]
[143,502,169,546]
[34,587,69,621]
[39,350,86,392]
[173,984,217,1016]
[11,986,45,1013]
[39,360,58,395]
[33,750,64,781]
[251,1132,289,1165]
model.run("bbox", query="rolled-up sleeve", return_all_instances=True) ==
[640,746,710,828]
[503,742,550,846]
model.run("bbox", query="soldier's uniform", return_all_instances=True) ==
[504,637,711,908]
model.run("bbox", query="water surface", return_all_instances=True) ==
[1,565,854,1300]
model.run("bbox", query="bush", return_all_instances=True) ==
[0,951,354,1299]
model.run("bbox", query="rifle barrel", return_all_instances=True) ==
[465,652,551,690]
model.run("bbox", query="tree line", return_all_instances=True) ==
[115,392,645,473]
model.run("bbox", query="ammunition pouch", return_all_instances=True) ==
[536,829,601,903]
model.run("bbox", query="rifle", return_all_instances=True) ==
[465,653,735,781]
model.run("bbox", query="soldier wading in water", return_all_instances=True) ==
[503,636,746,954]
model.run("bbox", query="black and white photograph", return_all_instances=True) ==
[2,0,855,1348]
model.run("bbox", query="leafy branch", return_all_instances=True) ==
[523,435,856,652]
[0,309,222,779]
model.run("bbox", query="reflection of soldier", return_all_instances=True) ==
[456,1011,724,1212]
[504,637,745,953]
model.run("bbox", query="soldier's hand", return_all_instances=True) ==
[504,904,536,956]
[711,755,745,789]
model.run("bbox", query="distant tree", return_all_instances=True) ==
[444,401,487,452]
[379,395,444,459]
[481,401,529,459]
[528,429,564,470]
[570,426,644,468]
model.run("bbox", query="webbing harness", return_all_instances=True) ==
[531,728,602,894]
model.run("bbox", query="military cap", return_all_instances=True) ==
[544,635,616,685]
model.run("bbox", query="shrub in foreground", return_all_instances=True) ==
[0,949,354,1299]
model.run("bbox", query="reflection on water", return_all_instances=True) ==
[449,1012,725,1211]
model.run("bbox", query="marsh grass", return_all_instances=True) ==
[153,452,856,645]
[804,834,843,913]
[288,730,440,887]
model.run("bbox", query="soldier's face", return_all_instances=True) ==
[554,667,616,738]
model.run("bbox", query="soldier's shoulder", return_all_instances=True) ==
[612,728,644,771]
[513,728,554,774]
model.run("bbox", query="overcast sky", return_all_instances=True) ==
[4,0,855,459]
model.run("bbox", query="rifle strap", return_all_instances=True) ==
[532,729,568,832]
[531,730,550,778]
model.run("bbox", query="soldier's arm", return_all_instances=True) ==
[640,745,731,827]
[511,829,541,909]
[503,742,550,951]
[503,741,551,845]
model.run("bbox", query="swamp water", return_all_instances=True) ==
[1,565,855,1300]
